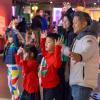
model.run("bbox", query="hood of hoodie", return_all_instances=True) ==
[76,20,99,40]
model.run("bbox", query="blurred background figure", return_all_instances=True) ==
[17,17,27,39]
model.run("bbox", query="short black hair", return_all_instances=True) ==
[47,33,60,41]
[24,45,38,59]
[74,11,92,25]
[36,8,43,13]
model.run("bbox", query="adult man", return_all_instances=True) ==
[62,11,99,100]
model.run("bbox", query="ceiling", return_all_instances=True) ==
[13,0,100,7]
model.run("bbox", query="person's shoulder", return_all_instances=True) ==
[81,35,97,44]
[83,35,97,40]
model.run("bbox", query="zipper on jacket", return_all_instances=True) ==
[83,66,85,79]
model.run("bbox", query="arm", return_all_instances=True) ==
[54,45,62,68]
[79,36,98,62]
[40,38,47,56]
[15,54,23,66]
[17,31,25,43]
[5,28,11,39]
[71,36,98,62]
[15,47,24,66]
[25,32,29,45]
[61,45,71,56]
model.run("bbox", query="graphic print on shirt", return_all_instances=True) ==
[41,57,48,77]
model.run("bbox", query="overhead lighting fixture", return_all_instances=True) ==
[50,1,53,4]
[32,6,38,11]
[94,3,97,5]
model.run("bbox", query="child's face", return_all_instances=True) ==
[45,37,55,52]
[8,37,13,43]
[24,51,34,59]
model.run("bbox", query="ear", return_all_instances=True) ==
[82,20,88,28]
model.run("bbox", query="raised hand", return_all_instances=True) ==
[55,36,64,46]
[17,47,24,55]
[41,30,47,38]
[23,53,28,60]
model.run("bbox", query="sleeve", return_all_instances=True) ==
[79,36,98,62]
[25,32,29,44]
[54,45,62,68]
[5,28,11,39]
[40,38,47,56]
[61,45,70,56]
[22,60,29,74]
[15,54,23,66]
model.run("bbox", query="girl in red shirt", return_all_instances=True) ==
[15,45,40,100]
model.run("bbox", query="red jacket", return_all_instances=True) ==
[15,54,39,93]
[40,38,62,88]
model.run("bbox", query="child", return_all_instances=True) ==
[3,33,20,100]
[15,45,40,100]
[40,31,63,100]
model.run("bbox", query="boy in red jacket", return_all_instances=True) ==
[15,45,40,100]
[40,31,63,100]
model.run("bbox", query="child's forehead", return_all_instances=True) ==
[46,37,54,41]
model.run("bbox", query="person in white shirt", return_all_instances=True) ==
[62,11,99,100]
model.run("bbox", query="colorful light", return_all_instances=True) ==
[12,6,16,16]
[52,8,62,25]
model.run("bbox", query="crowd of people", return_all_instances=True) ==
[2,2,100,100]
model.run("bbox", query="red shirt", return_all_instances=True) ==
[40,38,62,88]
[15,54,39,93]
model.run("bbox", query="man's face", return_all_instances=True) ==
[73,16,87,34]
[39,10,44,17]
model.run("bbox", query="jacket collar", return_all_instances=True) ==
[76,26,97,40]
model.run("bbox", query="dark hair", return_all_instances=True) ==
[22,17,25,21]
[24,45,38,59]
[31,16,42,30]
[36,9,43,13]
[47,33,60,41]
[63,14,73,27]
[12,16,17,20]
[74,11,92,25]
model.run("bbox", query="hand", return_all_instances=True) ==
[17,47,24,55]
[41,30,47,38]
[55,36,64,46]
[70,52,82,62]
[31,33,35,39]
[23,53,28,60]
[8,21,13,28]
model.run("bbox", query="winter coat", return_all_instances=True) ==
[4,43,17,64]
[62,21,99,89]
